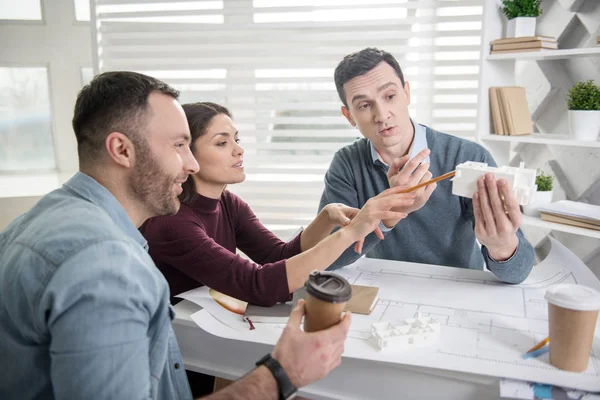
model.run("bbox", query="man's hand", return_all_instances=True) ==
[272,299,352,388]
[473,173,520,261]
[383,148,436,228]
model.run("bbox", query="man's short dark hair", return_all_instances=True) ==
[334,47,405,108]
[72,71,180,168]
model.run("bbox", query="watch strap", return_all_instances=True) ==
[256,354,297,400]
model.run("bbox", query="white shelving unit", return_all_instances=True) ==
[480,134,600,148]
[486,47,600,61]
[521,216,600,240]
[476,2,600,243]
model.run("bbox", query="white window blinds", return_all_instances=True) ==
[93,0,483,238]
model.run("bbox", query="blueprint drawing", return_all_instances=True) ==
[189,238,600,391]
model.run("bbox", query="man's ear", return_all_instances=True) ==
[341,106,356,127]
[105,132,135,168]
[403,81,411,105]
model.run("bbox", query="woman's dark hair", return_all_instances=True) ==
[179,102,232,203]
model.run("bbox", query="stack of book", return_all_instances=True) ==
[490,36,558,54]
[538,201,600,232]
[489,87,533,136]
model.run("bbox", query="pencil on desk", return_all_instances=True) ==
[522,346,549,360]
[398,170,456,194]
[526,337,549,354]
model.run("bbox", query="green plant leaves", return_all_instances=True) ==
[535,170,553,192]
[501,0,542,19]
[567,80,600,111]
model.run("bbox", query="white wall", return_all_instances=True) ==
[0,0,91,225]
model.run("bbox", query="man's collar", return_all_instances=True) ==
[369,118,430,167]
[64,172,149,250]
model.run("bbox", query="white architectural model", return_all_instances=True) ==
[451,161,537,206]
[370,313,440,351]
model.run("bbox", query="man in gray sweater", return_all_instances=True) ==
[319,47,534,284]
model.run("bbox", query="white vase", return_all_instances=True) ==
[522,190,553,217]
[569,110,600,141]
[506,17,536,38]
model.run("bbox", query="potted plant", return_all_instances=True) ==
[501,0,542,38]
[567,80,600,141]
[523,170,553,216]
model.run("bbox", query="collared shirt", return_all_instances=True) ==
[369,118,431,168]
[0,172,192,400]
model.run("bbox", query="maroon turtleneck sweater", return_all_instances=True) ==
[141,191,302,306]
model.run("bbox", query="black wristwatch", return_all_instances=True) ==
[255,354,297,400]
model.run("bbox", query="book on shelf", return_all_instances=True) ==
[538,201,600,221]
[489,87,504,135]
[597,36,600,45]
[489,86,533,136]
[490,36,556,45]
[492,41,558,51]
[538,201,600,231]
[490,36,557,55]
[491,48,551,54]
[540,213,600,231]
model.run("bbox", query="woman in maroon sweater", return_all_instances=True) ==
[141,102,415,306]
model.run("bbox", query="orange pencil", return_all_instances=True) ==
[398,170,456,194]
[526,337,549,354]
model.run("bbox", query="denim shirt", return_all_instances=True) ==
[0,173,192,400]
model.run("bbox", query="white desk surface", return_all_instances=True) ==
[172,299,504,400]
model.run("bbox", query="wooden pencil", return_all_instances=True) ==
[398,170,456,194]
[526,337,549,354]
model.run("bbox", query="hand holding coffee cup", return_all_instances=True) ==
[545,284,600,372]
[303,271,352,332]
